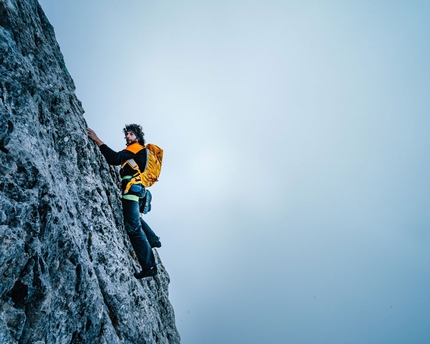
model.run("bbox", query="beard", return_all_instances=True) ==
[126,138,138,146]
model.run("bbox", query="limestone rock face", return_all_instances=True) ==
[0,0,180,343]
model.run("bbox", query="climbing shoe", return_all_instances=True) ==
[134,266,158,279]
[151,241,162,248]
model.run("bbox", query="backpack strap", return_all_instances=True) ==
[121,143,146,194]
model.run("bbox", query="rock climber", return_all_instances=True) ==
[87,124,161,279]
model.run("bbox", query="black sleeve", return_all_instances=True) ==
[99,144,133,166]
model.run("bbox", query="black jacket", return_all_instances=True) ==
[99,142,147,178]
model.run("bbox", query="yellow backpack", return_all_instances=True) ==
[122,143,164,194]
[141,144,164,187]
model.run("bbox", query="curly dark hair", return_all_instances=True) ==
[123,124,145,145]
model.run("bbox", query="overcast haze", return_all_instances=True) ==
[38,1,430,343]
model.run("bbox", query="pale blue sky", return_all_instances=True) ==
[39,1,430,343]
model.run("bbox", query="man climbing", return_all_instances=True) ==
[87,124,161,279]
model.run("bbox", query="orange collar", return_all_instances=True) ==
[125,142,144,154]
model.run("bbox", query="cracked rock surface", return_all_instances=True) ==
[0,0,180,343]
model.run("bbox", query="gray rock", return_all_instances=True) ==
[0,0,180,343]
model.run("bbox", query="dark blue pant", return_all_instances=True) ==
[122,199,156,271]
[140,218,160,247]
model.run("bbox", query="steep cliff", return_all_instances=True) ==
[0,0,180,343]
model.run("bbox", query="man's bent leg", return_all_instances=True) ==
[140,218,161,248]
[122,199,156,273]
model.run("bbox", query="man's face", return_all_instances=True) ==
[125,131,138,145]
